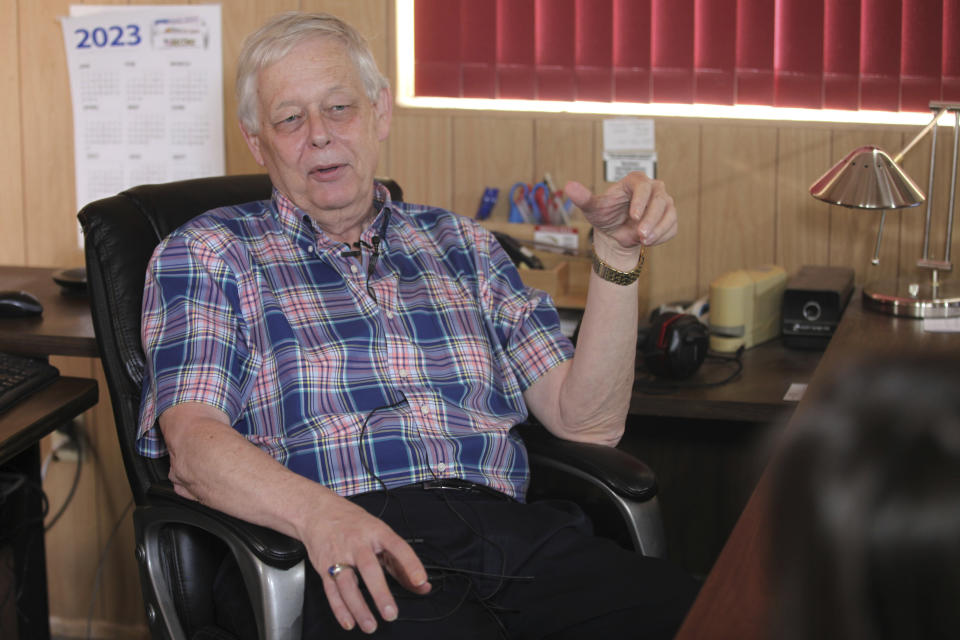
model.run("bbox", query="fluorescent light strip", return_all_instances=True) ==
[394,0,952,128]
[395,0,415,106]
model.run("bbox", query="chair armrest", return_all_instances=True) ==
[515,423,658,501]
[147,481,305,568]
[137,482,306,640]
[517,422,666,557]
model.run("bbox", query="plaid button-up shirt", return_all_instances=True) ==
[137,186,573,499]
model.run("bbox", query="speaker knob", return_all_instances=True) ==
[802,300,822,322]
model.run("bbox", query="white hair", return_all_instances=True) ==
[236,12,389,133]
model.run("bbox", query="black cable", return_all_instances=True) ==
[0,543,14,619]
[356,394,409,518]
[635,346,745,394]
[0,473,49,625]
[0,472,27,615]
[340,206,393,305]
[86,499,134,640]
[364,207,392,303]
[354,400,525,636]
[44,441,83,532]
[0,473,25,503]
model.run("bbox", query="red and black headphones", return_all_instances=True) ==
[639,311,709,380]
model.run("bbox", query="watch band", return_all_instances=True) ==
[592,248,645,285]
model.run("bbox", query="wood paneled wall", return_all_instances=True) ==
[1,1,957,636]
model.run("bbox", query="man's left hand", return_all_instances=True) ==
[564,172,677,254]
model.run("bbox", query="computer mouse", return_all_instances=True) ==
[0,290,43,317]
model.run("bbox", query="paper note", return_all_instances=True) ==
[603,118,656,181]
[603,118,655,152]
[923,317,960,333]
[783,383,807,402]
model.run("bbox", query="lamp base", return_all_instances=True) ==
[863,278,960,318]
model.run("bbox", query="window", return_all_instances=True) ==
[399,0,960,122]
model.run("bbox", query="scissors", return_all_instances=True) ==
[531,182,551,224]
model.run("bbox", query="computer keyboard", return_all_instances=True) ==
[0,351,60,414]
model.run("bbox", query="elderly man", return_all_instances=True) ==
[138,11,695,639]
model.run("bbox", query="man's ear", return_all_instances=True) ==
[374,87,392,142]
[239,121,266,167]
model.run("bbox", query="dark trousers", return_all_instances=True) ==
[214,485,698,639]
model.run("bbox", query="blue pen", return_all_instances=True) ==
[475,187,499,220]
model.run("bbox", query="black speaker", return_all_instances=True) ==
[639,312,709,379]
[782,265,854,350]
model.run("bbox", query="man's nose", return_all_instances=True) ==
[308,112,331,148]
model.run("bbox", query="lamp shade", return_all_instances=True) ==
[809,146,925,209]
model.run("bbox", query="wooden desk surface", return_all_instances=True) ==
[0,266,98,358]
[632,338,822,423]
[675,294,960,640]
[0,376,99,464]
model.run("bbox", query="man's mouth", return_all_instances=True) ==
[309,164,345,179]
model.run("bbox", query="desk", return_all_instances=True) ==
[0,378,98,640]
[0,265,100,640]
[632,338,822,423]
[0,266,98,358]
[626,338,822,575]
[674,295,960,640]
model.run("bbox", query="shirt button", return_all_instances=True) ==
[350,264,359,274]
[386,311,395,319]
[306,245,314,253]
[436,462,447,472]
[420,405,430,416]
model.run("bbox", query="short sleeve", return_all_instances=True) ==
[137,233,260,457]
[480,230,575,391]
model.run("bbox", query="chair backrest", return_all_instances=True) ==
[79,174,273,504]
[79,174,404,505]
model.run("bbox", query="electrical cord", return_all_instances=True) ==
[0,472,28,615]
[0,472,49,624]
[85,498,134,640]
[355,399,528,637]
[41,431,85,532]
[2,420,125,638]
[635,346,745,394]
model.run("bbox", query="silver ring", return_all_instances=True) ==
[328,563,350,578]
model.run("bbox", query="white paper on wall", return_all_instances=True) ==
[62,4,224,245]
[602,118,657,182]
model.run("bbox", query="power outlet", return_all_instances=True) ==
[51,420,84,463]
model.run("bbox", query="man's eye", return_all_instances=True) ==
[275,114,300,126]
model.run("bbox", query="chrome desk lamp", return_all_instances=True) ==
[810,101,960,318]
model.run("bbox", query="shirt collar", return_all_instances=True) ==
[270,183,400,253]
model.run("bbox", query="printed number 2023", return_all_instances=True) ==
[74,24,142,49]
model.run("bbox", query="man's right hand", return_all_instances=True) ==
[159,402,430,633]
[298,494,431,633]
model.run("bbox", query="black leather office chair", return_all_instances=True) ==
[78,174,665,640]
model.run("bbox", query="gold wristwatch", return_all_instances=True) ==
[591,248,645,285]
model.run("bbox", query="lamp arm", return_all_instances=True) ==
[894,107,949,164]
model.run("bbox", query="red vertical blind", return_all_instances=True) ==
[695,0,737,105]
[946,0,960,101]
[413,0,960,112]
[612,0,651,102]
[734,0,774,105]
